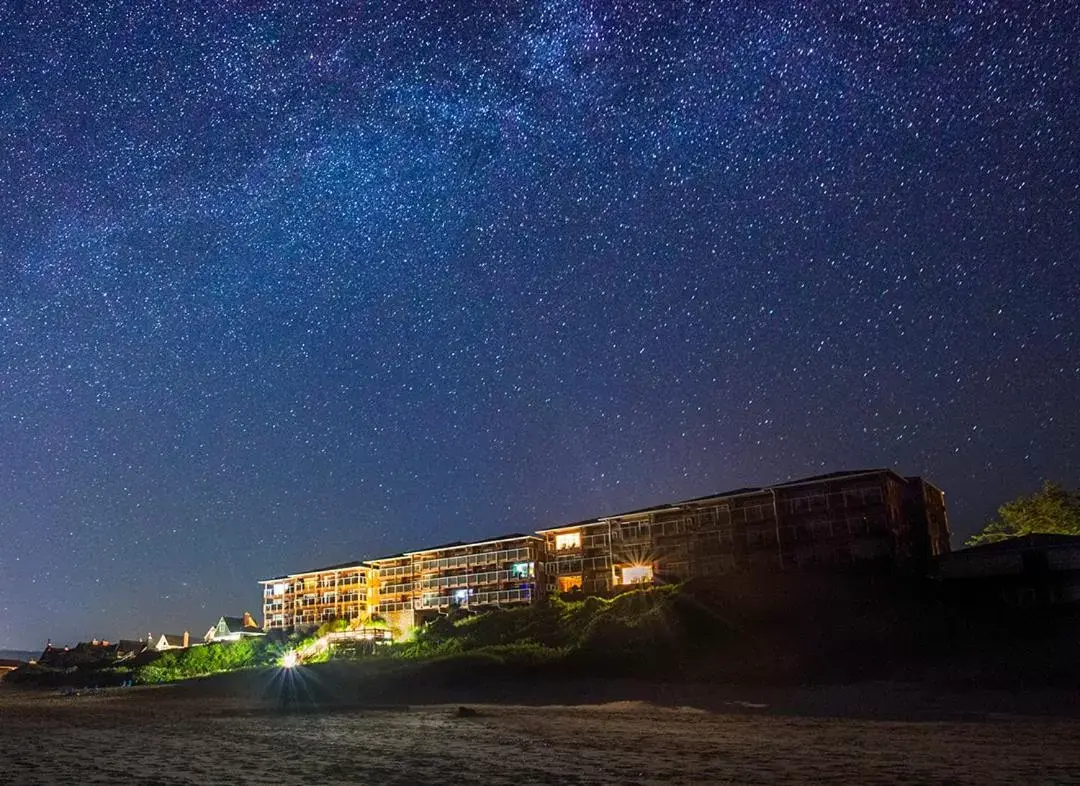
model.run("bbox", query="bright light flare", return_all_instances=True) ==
[281,650,298,669]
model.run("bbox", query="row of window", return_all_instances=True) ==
[378,581,414,595]
[545,489,890,550]
[418,547,535,572]
[297,593,368,604]
[420,563,535,589]
[550,555,612,573]
[419,586,535,609]
[373,564,412,579]
[265,575,366,596]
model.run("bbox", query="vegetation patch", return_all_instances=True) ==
[134,638,275,683]
[383,584,729,677]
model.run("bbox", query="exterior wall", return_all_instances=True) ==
[411,536,545,617]
[369,555,418,635]
[261,564,373,631]
[903,477,952,560]
[775,472,899,567]
[541,471,949,594]
[369,537,546,634]
[544,524,617,595]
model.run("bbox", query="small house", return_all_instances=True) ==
[115,639,147,661]
[151,632,190,651]
[203,612,264,644]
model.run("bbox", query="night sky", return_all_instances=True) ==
[1,1,1077,650]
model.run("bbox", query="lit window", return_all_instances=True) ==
[555,532,581,550]
[511,561,534,578]
[454,589,471,604]
[620,564,654,585]
[557,575,582,593]
[273,583,287,595]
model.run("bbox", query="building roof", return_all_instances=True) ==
[772,468,903,487]
[537,469,904,532]
[949,533,1080,555]
[159,634,187,647]
[366,533,541,562]
[404,532,539,556]
[259,560,369,582]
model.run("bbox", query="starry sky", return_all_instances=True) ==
[1,0,1077,650]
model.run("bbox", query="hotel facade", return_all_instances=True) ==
[260,469,950,636]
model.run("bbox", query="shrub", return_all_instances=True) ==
[381,583,722,676]
[134,639,268,684]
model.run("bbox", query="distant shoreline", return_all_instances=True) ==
[0,650,38,662]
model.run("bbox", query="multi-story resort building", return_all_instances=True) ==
[260,469,950,636]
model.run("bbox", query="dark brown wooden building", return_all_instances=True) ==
[538,469,951,596]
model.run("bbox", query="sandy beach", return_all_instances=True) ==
[3,671,1080,786]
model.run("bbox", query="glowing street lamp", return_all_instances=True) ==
[281,650,298,669]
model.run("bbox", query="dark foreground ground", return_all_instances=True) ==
[2,665,1080,786]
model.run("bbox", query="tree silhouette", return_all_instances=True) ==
[966,481,1080,546]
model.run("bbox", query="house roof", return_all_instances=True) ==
[160,634,186,647]
[37,642,119,668]
[221,615,260,632]
[116,639,146,653]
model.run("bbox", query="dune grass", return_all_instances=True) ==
[382,584,729,676]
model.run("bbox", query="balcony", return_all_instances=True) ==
[418,547,534,573]
[419,586,535,609]
[419,564,535,590]
[377,600,414,613]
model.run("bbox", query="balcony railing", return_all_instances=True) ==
[378,582,414,595]
[377,601,414,613]
[418,547,533,573]
[420,568,533,590]
[419,586,535,609]
[376,565,413,579]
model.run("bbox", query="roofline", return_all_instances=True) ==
[364,553,407,565]
[261,534,544,577]
[536,469,904,533]
[404,533,542,556]
[258,561,371,583]
[768,468,906,491]
[906,475,946,496]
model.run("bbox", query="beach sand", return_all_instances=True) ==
[2,675,1080,785]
